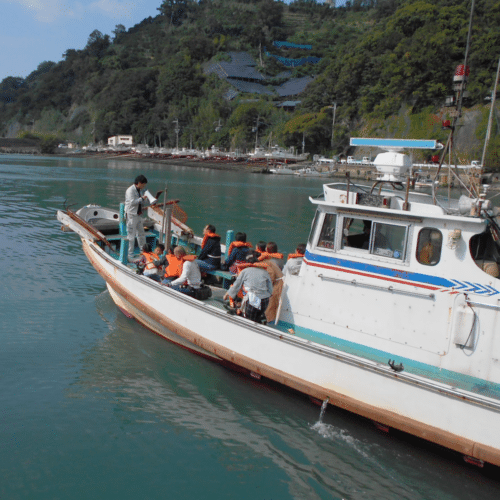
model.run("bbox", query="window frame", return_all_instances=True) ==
[308,209,322,247]
[416,227,443,266]
[315,212,337,251]
[336,216,412,264]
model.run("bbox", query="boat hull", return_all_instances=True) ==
[82,238,500,467]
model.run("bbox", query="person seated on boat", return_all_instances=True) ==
[164,246,202,296]
[257,242,284,270]
[221,232,253,273]
[223,251,273,323]
[258,254,284,323]
[161,246,197,284]
[125,174,150,263]
[138,243,164,282]
[255,241,267,255]
[196,224,221,272]
[283,243,306,276]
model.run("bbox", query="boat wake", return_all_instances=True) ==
[310,421,370,459]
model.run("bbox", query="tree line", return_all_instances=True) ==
[0,0,499,160]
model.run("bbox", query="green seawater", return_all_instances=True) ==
[1,154,499,500]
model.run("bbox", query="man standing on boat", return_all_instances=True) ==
[125,174,149,262]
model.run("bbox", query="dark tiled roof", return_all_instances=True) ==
[205,61,266,81]
[226,78,274,95]
[275,77,314,97]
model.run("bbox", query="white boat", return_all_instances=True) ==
[265,145,309,162]
[74,205,122,235]
[247,147,270,160]
[269,164,298,175]
[57,2,500,466]
[57,137,500,467]
[171,147,203,158]
[294,167,334,177]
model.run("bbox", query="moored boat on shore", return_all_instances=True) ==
[265,145,309,162]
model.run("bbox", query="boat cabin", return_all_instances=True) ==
[305,183,499,280]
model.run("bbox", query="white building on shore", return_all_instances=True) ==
[108,135,133,146]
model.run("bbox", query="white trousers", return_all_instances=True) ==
[126,215,146,257]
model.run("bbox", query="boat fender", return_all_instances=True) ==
[388,360,404,372]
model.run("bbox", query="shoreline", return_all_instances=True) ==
[3,151,499,188]
[51,151,318,174]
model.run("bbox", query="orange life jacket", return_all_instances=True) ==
[287,253,305,260]
[201,232,221,249]
[258,252,284,262]
[234,261,269,274]
[227,240,253,257]
[164,253,196,277]
[143,251,159,271]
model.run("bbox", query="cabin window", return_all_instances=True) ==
[371,222,407,260]
[317,213,337,249]
[416,228,442,266]
[308,210,322,246]
[342,218,371,251]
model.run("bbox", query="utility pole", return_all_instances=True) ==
[330,102,337,149]
[481,54,500,168]
[253,115,260,151]
[173,118,180,151]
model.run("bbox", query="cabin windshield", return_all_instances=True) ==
[317,213,337,249]
[340,217,407,260]
[371,222,407,260]
[342,218,371,251]
[308,210,322,246]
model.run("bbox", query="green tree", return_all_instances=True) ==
[158,0,194,26]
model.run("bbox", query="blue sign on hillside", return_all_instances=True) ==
[350,138,443,149]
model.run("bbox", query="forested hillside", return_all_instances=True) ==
[1,0,499,161]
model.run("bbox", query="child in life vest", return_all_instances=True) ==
[139,243,164,282]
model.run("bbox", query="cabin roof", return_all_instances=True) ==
[311,183,487,227]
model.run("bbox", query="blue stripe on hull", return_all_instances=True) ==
[305,250,454,288]
[305,250,500,296]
